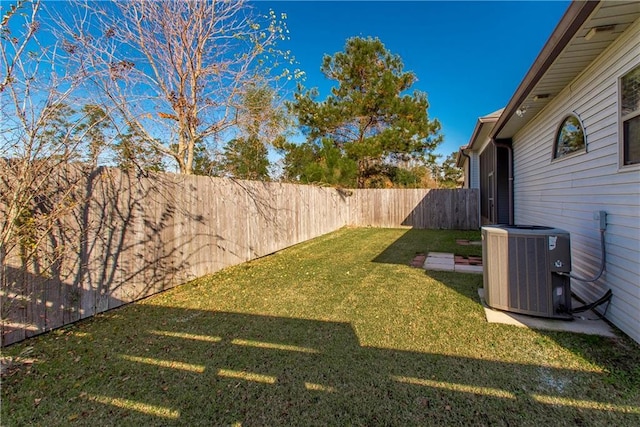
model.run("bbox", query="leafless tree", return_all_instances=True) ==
[56,0,296,174]
[0,0,112,338]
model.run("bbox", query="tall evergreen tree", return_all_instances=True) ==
[222,136,270,181]
[439,151,463,188]
[280,138,357,187]
[288,37,442,188]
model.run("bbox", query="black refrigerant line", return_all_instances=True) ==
[571,289,612,315]
[557,228,613,316]
[563,229,607,283]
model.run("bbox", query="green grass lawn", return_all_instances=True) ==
[2,227,639,426]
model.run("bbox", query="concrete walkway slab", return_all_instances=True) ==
[423,252,455,271]
[423,252,483,274]
[477,288,616,338]
[455,264,483,274]
[427,252,455,259]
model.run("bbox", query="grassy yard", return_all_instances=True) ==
[2,227,639,426]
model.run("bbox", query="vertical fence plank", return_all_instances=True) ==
[2,167,478,346]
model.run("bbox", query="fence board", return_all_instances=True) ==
[350,188,478,230]
[1,167,478,346]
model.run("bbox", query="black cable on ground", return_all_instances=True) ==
[570,289,612,314]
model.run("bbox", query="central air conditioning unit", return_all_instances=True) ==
[482,225,572,319]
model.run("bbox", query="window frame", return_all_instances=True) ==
[552,113,587,161]
[619,63,640,170]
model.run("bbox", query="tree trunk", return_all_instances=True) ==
[357,158,367,189]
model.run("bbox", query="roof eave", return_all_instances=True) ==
[456,114,500,167]
[490,0,601,140]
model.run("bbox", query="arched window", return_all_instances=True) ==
[554,115,585,159]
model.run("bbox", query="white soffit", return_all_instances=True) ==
[495,1,640,140]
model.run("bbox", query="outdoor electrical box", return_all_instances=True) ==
[482,225,572,319]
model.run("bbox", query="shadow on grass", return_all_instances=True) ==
[371,228,482,266]
[4,305,638,426]
[371,228,484,307]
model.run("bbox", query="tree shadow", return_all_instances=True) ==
[1,167,208,345]
[6,307,638,425]
[2,170,352,347]
[1,265,124,345]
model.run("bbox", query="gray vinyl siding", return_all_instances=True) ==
[470,152,480,189]
[512,18,640,344]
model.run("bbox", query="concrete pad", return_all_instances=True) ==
[427,252,455,259]
[424,261,454,271]
[477,288,616,338]
[425,258,454,266]
[455,264,483,274]
[423,252,455,271]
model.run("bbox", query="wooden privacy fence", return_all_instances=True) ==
[350,188,479,230]
[1,167,478,345]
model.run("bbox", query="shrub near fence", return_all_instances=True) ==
[1,167,478,345]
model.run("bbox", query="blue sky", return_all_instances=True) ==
[255,0,571,159]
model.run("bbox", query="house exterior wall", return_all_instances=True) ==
[460,156,470,189]
[469,152,480,189]
[460,152,480,190]
[511,18,640,343]
[479,144,495,224]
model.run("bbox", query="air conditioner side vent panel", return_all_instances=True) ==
[482,225,572,319]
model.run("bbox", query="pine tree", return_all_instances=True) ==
[288,37,442,188]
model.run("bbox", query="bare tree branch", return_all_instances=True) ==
[1,0,109,334]
[55,0,294,174]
